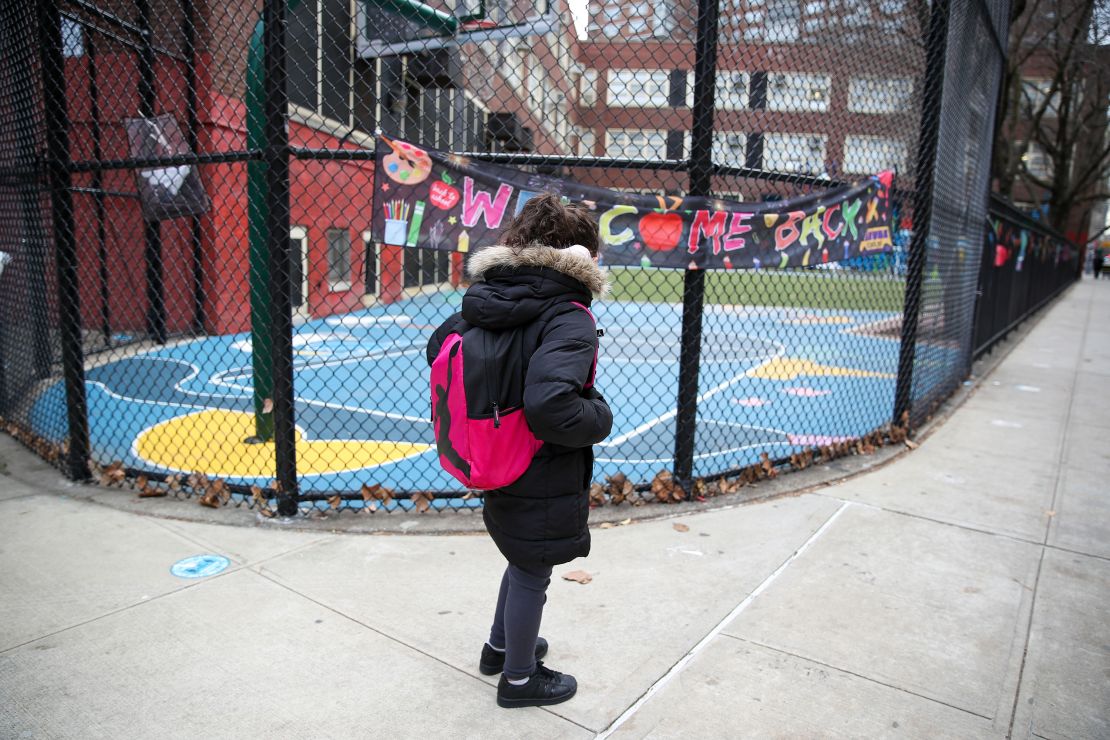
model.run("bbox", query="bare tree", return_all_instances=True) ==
[992,0,1110,238]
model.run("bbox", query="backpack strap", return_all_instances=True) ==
[568,301,600,389]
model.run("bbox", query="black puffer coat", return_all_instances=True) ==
[426,244,613,567]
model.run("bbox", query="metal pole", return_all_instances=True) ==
[88,34,112,345]
[673,0,719,488]
[183,0,206,335]
[262,0,299,514]
[246,18,274,442]
[5,1,55,383]
[892,0,949,428]
[137,0,166,344]
[38,0,91,480]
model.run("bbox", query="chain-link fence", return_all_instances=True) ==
[0,0,1080,514]
[973,194,1082,359]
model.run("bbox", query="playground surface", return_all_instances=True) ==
[29,290,907,504]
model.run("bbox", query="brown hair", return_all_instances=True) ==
[498,193,601,256]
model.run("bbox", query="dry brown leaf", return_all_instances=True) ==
[589,483,606,507]
[759,453,778,479]
[327,495,342,510]
[461,491,477,500]
[619,518,632,526]
[410,491,433,513]
[1045,510,1056,517]
[197,491,220,508]
[250,485,266,505]
[650,470,685,503]
[605,472,628,493]
[599,522,614,529]
[137,475,166,498]
[100,461,126,487]
[360,483,395,506]
[262,398,274,414]
[257,507,275,518]
[210,479,231,504]
[904,439,920,450]
[166,474,182,492]
[673,522,690,532]
[561,570,593,584]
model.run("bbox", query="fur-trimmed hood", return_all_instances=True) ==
[465,244,609,298]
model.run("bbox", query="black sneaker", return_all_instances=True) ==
[479,637,549,675]
[496,662,577,708]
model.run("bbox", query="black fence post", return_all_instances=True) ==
[88,34,112,346]
[183,0,206,335]
[5,1,55,387]
[893,0,949,429]
[673,0,719,488]
[137,0,166,344]
[263,0,299,515]
[38,0,91,480]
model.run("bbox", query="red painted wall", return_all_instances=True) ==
[65,54,401,338]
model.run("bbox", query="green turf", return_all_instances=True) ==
[607,267,906,312]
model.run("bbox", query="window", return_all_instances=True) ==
[843,136,906,174]
[578,129,596,156]
[593,1,661,40]
[326,228,352,292]
[290,226,308,310]
[716,71,751,110]
[1018,141,1053,180]
[361,231,379,298]
[607,70,672,108]
[605,129,668,159]
[768,73,830,112]
[61,17,84,57]
[738,0,801,43]
[1020,78,1060,118]
[848,77,914,114]
[713,132,747,167]
[764,133,827,174]
[580,69,599,106]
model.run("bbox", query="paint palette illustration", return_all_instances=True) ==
[382,139,432,185]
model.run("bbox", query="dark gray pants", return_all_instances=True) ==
[488,562,553,679]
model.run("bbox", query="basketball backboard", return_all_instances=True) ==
[356,0,553,58]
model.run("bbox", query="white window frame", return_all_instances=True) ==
[715,71,750,110]
[1019,140,1054,180]
[712,131,747,167]
[61,17,85,58]
[1020,77,1061,118]
[606,69,672,108]
[842,135,907,174]
[605,129,669,160]
[740,0,801,43]
[847,76,914,114]
[361,231,381,299]
[764,133,828,174]
[580,69,599,106]
[768,73,830,112]
[290,225,309,313]
[325,227,353,293]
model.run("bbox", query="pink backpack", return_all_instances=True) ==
[431,302,597,490]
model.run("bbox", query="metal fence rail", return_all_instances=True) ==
[0,0,1080,514]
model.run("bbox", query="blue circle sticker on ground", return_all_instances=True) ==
[171,555,230,579]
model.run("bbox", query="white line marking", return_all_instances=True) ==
[595,501,852,740]
[604,345,785,446]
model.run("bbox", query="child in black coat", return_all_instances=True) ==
[426,194,612,707]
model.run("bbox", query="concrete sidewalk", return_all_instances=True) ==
[1,280,1108,739]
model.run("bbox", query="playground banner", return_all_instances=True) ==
[372,137,894,270]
